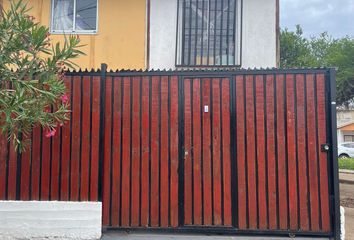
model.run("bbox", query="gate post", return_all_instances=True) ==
[329,68,341,240]
[98,63,108,201]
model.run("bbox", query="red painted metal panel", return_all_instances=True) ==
[80,76,91,201]
[51,121,61,200]
[286,74,299,230]
[41,125,51,200]
[212,78,222,226]
[20,134,31,200]
[192,79,202,225]
[102,77,113,226]
[183,78,192,225]
[121,77,132,227]
[276,74,288,229]
[221,78,232,226]
[306,74,320,231]
[131,77,141,227]
[111,77,122,227]
[7,142,17,200]
[70,76,82,201]
[160,76,169,227]
[140,76,150,227]
[60,77,72,201]
[316,74,331,232]
[236,75,247,229]
[90,76,101,201]
[150,76,160,227]
[0,134,7,199]
[170,76,179,227]
[296,74,310,230]
[31,126,41,200]
[245,75,257,229]
[202,79,213,226]
[255,75,267,229]
[265,75,277,230]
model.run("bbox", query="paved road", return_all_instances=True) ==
[340,182,354,240]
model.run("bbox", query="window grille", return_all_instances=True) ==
[176,0,242,67]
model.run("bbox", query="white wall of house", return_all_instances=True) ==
[149,0,277,70]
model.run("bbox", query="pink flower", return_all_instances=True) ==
[45,128,56,138]
[61,94,69,104]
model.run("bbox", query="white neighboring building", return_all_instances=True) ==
[149,0,279,70]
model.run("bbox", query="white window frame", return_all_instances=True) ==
[50,0,99,34]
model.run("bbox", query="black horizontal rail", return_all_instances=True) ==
[65,66,333,77]
[103,227,333,238]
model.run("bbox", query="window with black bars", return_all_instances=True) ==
[176,0,240,67]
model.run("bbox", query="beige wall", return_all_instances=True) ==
[3,0,147,70]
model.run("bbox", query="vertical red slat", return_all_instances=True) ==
[60,77,72,201]
[111,77,122,227]
[183,78,192,225]
[150,76,160,227]
[90,76,101,201]
[0,134,7,199]
[70,76,81,201]
[102,77,113,226]
[80,76,91,201]
[160,76,169,227]
[192,79,202,225]
[255,75,267,229]
[20,134,31,200]
[212,78,222,226]
[202,79,212,226]
[141,76,150,227]
[7,142,17,200]
[306,74,320,231]
[316,74,331,232]
[50,124,60,200]
[266,75,277,229]
[286,74,298,230]
[236,75,247,229]
[131,77,141,227]
[31,126,41,200]
[221,78,232,226]
[245,76,257,229]
[296,74,310,230]
[41,125,51,200]
[170,76,179,227]
[276,74,288,229]
[121,77,132,227]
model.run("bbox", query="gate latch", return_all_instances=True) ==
[321,144,330,152]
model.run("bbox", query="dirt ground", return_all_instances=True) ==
[340,183,354,240]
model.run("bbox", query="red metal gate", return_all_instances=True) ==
[0,68,340,238]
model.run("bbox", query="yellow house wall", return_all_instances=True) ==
[2,0,147,70]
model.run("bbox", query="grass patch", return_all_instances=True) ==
[338,158,354,170]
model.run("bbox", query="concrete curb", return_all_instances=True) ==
[339,170,354,184]
[340,179,354,184]
[339,169,354,174]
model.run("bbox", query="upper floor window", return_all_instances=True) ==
[51,0,98,34]
[176,0,242,67]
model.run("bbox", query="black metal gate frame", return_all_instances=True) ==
[67,65,340,239]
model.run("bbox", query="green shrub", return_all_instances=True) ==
[338,158,354,170]
[0,1,84,151]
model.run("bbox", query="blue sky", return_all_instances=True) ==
[280,0,354,38]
